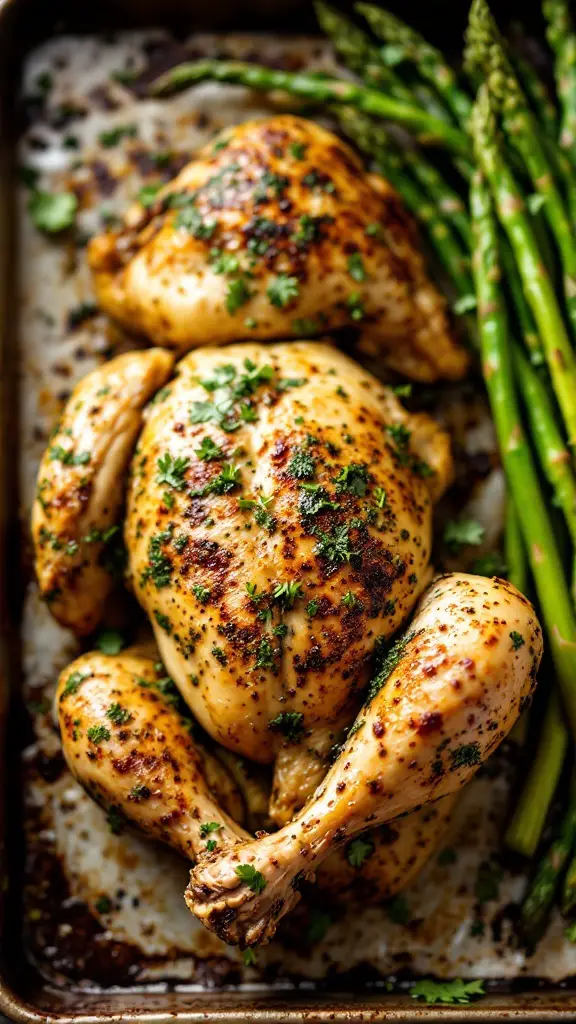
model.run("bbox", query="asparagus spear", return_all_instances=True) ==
[150,61,472,158]
[471,86,576,453]
[505,692,568,857]
[543,0,576,166]
[469,129,576,735]
[520,783,576,947]
[355,3,473,129]
[466,0,576,340]
[500,241,544,367]
[504,499,528,595]
[336,109,474,297]
[514,345,576,566]
[511,50,558,140]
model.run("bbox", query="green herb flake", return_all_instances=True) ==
[60,669,90,702]
[29,190,78,233]
[287,448,316,480]
[129,784,151,802]
[106,702,132,725]
[192,584,211,604]
[347,252,367,282]
[226,277,252,314]
[98,123,137,147]
[444,518,485,554]
[156,452,190,490]
[87,724,111,744]
[235,863,267,894]
[199,821,221,837]
[411,979,485,1005]
[273,580,304,609]
[334,463,368,497]
[346,837,374,868]
[289,142,307,159]
[449,741,482,771]
[306,598,319,618]
[510,631,525,650]
[267,274,300,309]
[269,710,304,741]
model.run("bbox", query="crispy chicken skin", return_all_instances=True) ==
[125,341,452,820]
[185,573,542,947]
[56,650,249,858]
[32,349,174,635]
[88,115,468,382]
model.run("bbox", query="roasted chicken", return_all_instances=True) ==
[37,339,453,828]
[88,115,468,382]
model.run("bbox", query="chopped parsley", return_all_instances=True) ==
[154,610,172,634]
[226,278,252,314]
[106,702,132,725]
[243,947,257,966]
[29,190,78,233]
[60,669,90,702]
[314,524,358,567]
[346,837,374,868]
[306,598,319,618]
[449,741,482,771]
[366,631,420,704]
[255,636,276,669]
[138,183,162,207]
[142,529,173,589]
[334,463,368,497]
[346,291,365,321]
[269,710,304,741]
[510,631,525,650]
[87,724,111,744]
[239,493,276,532]
[199,821,221,837]
[298,484,339,517]
[129,784,151,802]
[97,123,137,147]
[411,979,485,1005]
[211,645,228,665]
[175,204,217,239]
[289,141,307,159]
[267,274,300,308]
[342,590,357,609]
[107,806,124,835]
[347,252,367,282]
[192,584,211,604]
[156,452,189,490]
[235,863,267,893]
[287,448,316,480]
[193,463,241,497]
[273,581,304,608]
[209,249,240,275]
[195,437,225,461]
[444,518,485,554]
[49,445,90,466]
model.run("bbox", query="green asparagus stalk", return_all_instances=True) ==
[314,2,413,100]
[466,0,576,339]
[401,148,473,250]
[355,3,473,129]
[150,61,472,159]
[505,693,568,857]
[500,241,544,366]
[520,782,576,946]
[504,499,528,595]
[469,140,576,736]
[511,50,558,140]
[514,345,576,564]
[561,828,576,916]
[543,0,576,166]
[472,86,576,452]
[336,109,474,298]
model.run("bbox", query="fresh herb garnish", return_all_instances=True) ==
[235,863,267,893]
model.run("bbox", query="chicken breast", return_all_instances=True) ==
[89,115,468,382]
[125,339,452,819]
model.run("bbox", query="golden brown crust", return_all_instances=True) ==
[89,115,468,381]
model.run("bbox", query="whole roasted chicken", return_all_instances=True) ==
[31,115,542,949]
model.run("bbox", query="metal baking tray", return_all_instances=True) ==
[1,0,576,1018]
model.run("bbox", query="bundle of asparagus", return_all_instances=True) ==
[151,0,576,946]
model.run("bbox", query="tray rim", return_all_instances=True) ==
[1,0,575,1017]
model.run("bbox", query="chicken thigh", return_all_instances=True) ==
[186,573,542,947]
[88,115,468,382]
[125,340,453,823]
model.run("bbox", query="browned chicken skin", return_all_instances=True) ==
[185,574,541,947]
[88,115,468,382]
